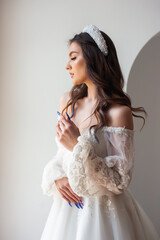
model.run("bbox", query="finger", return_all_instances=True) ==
[60,115,70,125]
[56,131,60,139]
[55,129,60,141]
[59,114,66,121]
[58,120,65,130]
[59,122,71,135]
[57,123,62,133]
[66,183,83,202]
[60,192,71,203]
[60,188,78,204]
[63,187,81,203]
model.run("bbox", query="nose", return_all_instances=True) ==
[65,61,71,70]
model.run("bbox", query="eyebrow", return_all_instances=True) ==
[69,51,79,57]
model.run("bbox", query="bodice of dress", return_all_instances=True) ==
[41,124,136,199]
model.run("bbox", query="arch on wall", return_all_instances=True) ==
[127,31,160,235]
[126,31,160,81]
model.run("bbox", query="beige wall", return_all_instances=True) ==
[128,32,160,235]
[0,0,160,239]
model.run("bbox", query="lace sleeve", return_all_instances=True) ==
[67,127,135,197]
[41,116,67,196]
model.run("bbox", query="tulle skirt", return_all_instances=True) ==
[40,189,159,240]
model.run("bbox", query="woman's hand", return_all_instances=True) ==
[55,177,83,206]
[56,114,80,151]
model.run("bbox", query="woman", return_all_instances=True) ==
[40,25,159,240]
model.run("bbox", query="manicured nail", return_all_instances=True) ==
[68,202,72,207]
[75,203,80,209]
[78,203,83,209]
[66,112,70,120]
[79,200,84,206]
[57,111,61,115]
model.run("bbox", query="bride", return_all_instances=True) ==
[40,25,160,240]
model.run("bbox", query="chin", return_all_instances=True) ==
[72,78,84,86]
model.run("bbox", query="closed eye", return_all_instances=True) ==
[71,57,76,60]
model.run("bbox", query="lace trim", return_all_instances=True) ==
[81,125,135,137]
[67,132,134,197]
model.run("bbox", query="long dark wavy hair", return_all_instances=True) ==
[61,29,147,142]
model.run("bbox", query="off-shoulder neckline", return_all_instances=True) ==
[81,125,135,135]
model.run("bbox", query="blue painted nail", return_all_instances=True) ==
[68,202,72,207]
[79,200,84,206]
[57,111,61,115]
[78,203,83,209]
[66,112,70,120]
[75,203,80,209]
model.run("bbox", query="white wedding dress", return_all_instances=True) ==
[40,123,159,240]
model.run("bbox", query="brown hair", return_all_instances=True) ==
[61,30,147,141]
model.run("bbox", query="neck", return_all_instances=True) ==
[85,81,99,102]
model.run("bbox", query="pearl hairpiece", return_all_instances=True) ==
[82,24,108,56]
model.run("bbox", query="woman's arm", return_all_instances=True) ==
[66,107,135,197]
[41,93,70,196]
[41,91,82,204]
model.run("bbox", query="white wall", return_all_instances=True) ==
[0,0,160,239]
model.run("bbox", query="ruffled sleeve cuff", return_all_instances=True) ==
[66,129,135,197]
[41,136,67,197]
[41,156,67,196]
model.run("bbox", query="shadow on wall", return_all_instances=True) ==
[127,32,160,235]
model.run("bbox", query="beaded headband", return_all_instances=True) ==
[82,24,108,56]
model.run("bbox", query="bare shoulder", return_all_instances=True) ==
[59,91,72,114]
[107,105,134,130]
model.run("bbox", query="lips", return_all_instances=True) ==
[69,73,74,78]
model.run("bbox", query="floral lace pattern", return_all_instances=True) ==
[79,195,117,218]
[66,126,135,198]
[41,125,135,199]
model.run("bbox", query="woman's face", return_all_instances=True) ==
[65,42,89,85]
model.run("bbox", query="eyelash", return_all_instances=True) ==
[71,57,76,60]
